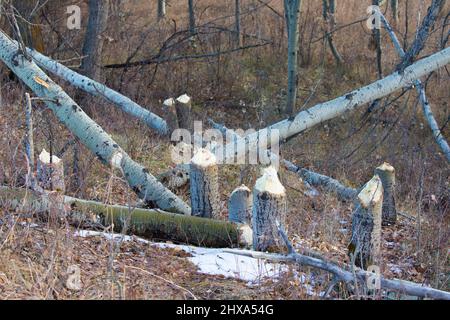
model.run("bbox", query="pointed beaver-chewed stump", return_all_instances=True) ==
[252,166,287,252]
[349,175,383,269]
[175,94,192,130]
[229,185,252,224]
[190,148,221,219]
[375,162,397,226]
[37,149,65,193]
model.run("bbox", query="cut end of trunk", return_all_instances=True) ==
[163,98,175,107]
[358,175,383,209]
[39,149,61,164]
[376,162,395,173]
[191,148,217,168]
[176,94,191,105]
[255,166,285,195]
[110,151,123,169]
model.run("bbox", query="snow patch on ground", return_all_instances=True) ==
[73,230,322,296]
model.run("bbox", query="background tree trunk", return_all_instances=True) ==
[188,0,196,36]
[284,0,302,115]
[234,0,242,47]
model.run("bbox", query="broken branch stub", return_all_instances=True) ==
[229,185,252,224]
[252,166,287,252]
[349,175,383,269]
[190,148,221,219]
[375,162,397,225]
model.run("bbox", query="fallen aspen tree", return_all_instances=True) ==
[24,45,169,135]
[380,13,450,163]
[214,46,450,164]
[0,186,252,248]
[0,31,191,215]
[222,225,450,300]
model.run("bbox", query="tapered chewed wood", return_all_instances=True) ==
[375,162,397,225]
[349,175,383,270]
[229,185,252,224]
[252,167,287,252]
[190,148,221,219]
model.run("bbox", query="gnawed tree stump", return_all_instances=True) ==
[0,186,253,248]
[190,148,221,219]
[175,94,192,130]
[163,98,179,133]
[229,185,252,224]
[375,162,397,225]
[349,175,383,269]
[252,167,287,252]
[37,149,65,193]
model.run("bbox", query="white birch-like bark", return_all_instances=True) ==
[229,185,252,224]
[284,0,302,115]
[214,46,450,164]
[190,148,221,219]
[26,47,169,135]
[0,31,190,215]
[381,13,450,163]
[252,167,287,252]
[349,175,383,270]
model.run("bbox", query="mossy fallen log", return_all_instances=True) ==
[0,186,252,248]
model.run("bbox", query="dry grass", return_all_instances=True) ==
[0,0,449,299]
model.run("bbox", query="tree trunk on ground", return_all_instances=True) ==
[0,31,190,215]
[27,47,169,135]
[252,167,287,252]
[190,148,221,219]
[0,186,252,248]
[349,175,383,270]
[214,46,450,164]
[229,185,252,224]
[37,149,65,193]
[284,0,302,115]
[375,162,397,225]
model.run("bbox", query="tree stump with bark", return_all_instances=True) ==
[348,175,383,269]
[190,148,221,219]
[37,149,65,193]
[375,162,397,225]
[163,98,179,134]
[175,94,192,130]
[252,166,287,252]
[229,185,252,224]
